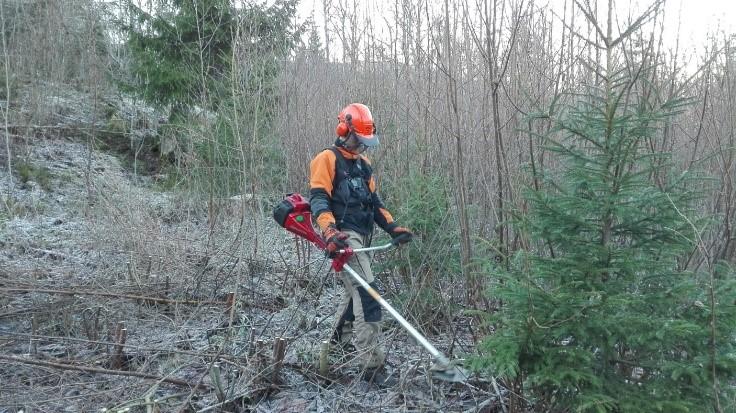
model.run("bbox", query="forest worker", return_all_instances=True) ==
[309,102,413,386]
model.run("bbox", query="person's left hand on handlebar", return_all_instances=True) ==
[388,226,413,245]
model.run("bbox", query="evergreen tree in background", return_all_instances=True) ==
[475,5,736,411]
[121,0,300,115]
[123,0,233,113]
[119,0,302,195]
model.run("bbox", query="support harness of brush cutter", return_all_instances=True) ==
[273,193,469,382]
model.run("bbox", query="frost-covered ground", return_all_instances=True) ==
[0,137,496,412]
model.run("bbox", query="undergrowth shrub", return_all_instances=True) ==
[379,170,462,329]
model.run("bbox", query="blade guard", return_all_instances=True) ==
[273,193,353,271]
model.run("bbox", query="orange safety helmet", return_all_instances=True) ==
[335,103,379,147]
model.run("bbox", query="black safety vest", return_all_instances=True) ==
[329,147,374,235]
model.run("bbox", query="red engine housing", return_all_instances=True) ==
[273,193,353,271]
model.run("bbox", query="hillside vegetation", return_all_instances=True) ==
[1,0,735,412]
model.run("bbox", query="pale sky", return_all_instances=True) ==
[296,0,735,62]
[582,0,736,52]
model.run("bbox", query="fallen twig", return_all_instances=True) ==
[0,331,199,357]
[491,376,508,413]
[0,354,210,390]
[0,287,223,305]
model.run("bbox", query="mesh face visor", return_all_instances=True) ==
[353,131,379,147]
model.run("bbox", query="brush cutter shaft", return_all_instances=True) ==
[338,242,394,255]
[342,263,451,366]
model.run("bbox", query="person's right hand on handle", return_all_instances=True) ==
[323,225,349,258]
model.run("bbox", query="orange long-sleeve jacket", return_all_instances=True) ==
[309,145,396,235]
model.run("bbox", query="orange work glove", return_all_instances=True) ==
[323,225,349,258]
[388,226,413,245]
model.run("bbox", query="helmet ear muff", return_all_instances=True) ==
[335,121,350,137]
[335,113,353,137]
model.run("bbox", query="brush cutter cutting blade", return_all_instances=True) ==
[430,361,470,383]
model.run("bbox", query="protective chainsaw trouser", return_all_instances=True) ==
[331,230,385,369]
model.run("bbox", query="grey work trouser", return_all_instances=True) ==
[332,230,385,369]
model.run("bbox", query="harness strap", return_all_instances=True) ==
[329,147,367,183]
[325,147,376,238]
[329,147,350,182]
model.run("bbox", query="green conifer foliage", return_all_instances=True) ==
[476,35,736,413]
[121,0,301,196]
[123,0,233,111]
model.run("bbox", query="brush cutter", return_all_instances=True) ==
[273,193,469,383]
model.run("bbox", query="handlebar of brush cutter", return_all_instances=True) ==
[337,233,412,255]
[337,242,393,255]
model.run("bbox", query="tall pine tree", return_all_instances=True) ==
[476,2,736,412]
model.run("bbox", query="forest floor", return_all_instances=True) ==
[0,134,501,412]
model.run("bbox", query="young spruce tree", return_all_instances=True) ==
[476,2,736,412]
